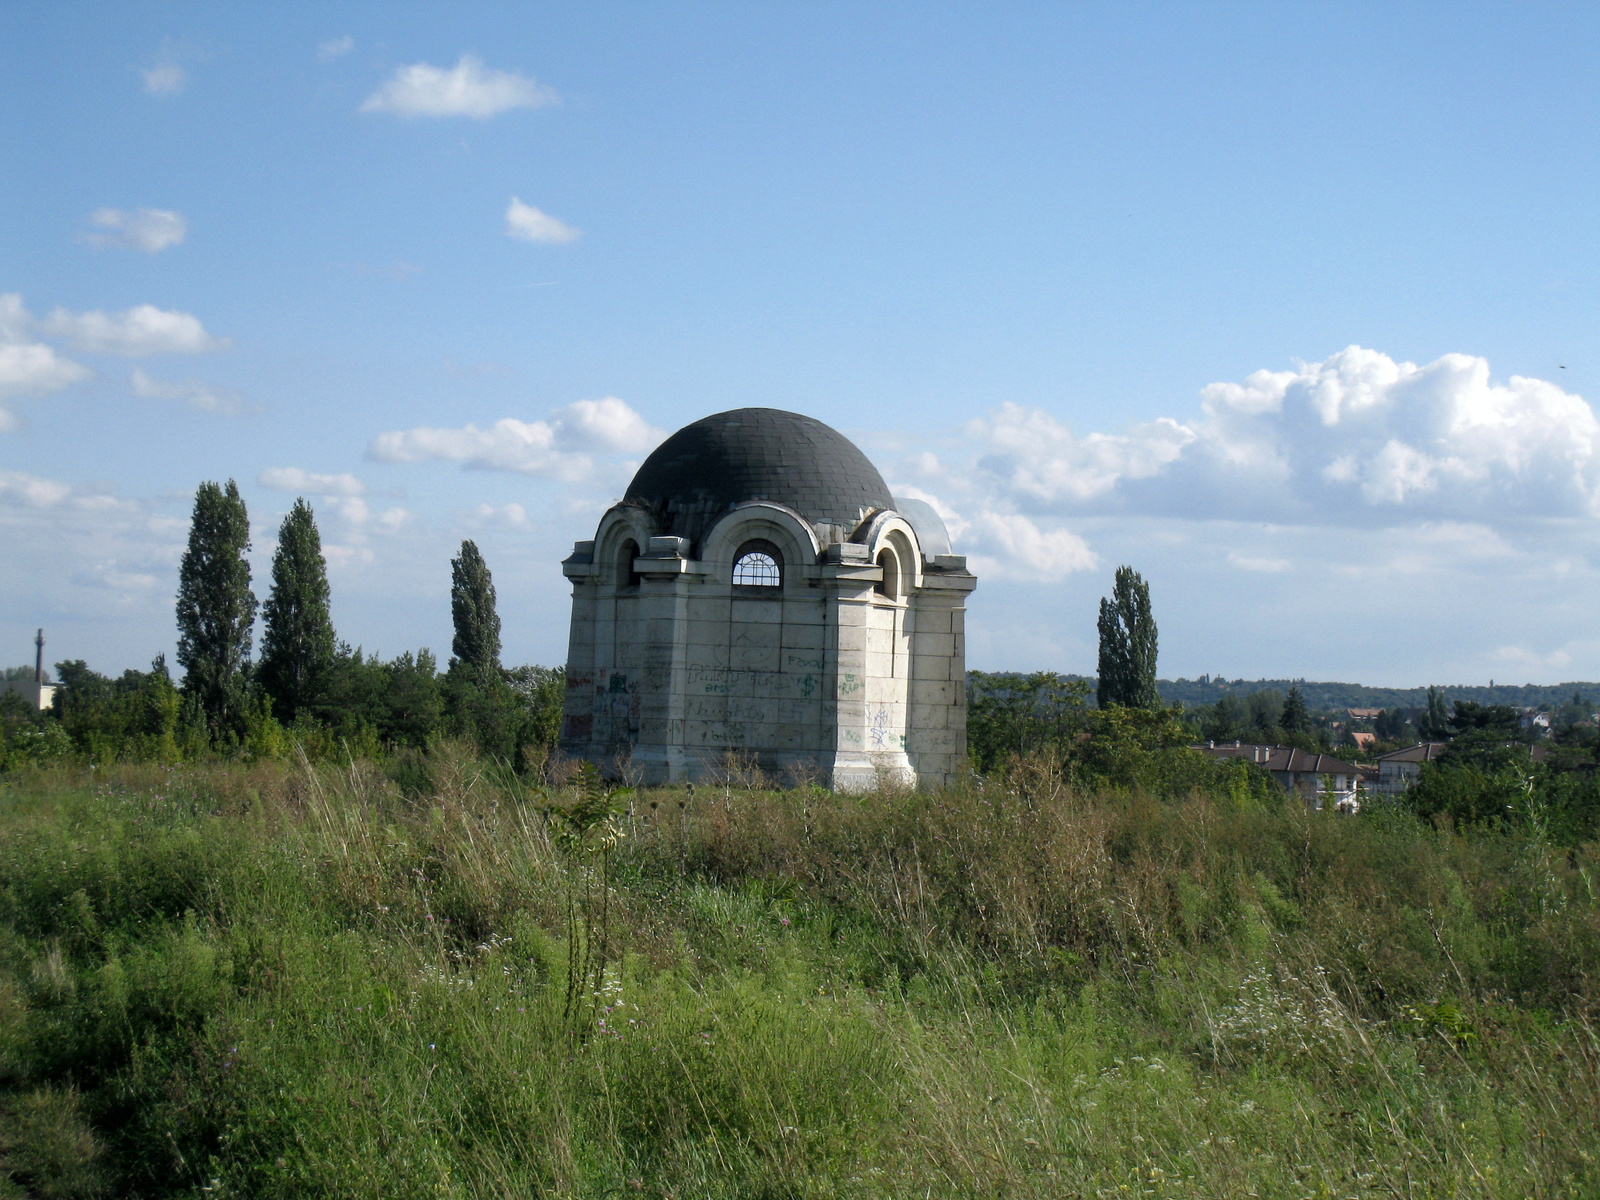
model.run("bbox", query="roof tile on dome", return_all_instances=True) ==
[624,408,893,548]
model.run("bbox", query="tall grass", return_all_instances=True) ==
[0,751,1597,1197]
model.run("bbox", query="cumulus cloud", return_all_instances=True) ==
[142,62,186,95]
[0,295,92,429]
[959,512,1099,582]
[0,471,73,507]
[505,197,580,244]
[885,345,1600,585]
[318,35,354,61]
[368,396,664,479]
[41,304,229,356]
[79,208,187,253]
[959,347,1600,527]
[0,471,188,623]
[470,503,531,528]
[1227,552,1291,573]
[361,55,558,118]
[968,405,1194,503]
[554,397,661,453]
[257,467,368,497]
[130,368,246,415]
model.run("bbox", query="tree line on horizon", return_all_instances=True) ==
[7,533,1600,847]
[2,480,563,767]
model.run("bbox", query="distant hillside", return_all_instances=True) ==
[1156,677,1600,712]
[990,672,1600,712]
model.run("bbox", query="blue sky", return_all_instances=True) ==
[4,3,1600,686]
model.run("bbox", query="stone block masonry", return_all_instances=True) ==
[559,407,976,789]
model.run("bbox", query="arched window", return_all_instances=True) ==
[732,540,783,588]
[875,548,900,600]
[617,539,641,589]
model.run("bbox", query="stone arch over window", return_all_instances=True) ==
[875,547,901,600]
[732,539,783,589]
[617,538,641,589]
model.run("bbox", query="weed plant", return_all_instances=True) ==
[0,749,1597,1197]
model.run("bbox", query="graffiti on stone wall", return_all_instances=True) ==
[591,669,640,747]
[869,705,892,748]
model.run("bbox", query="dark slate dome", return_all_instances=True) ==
[624,408,893,547]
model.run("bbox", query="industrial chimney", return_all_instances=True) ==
[34,629,43,685]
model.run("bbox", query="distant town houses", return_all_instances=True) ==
[1373,742,1448,795]
[1193,741,1364,812]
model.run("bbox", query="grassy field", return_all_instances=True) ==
[1,751,1598,1198]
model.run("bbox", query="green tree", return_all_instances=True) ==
[1201,693,1249,742]
[175,479,257,738]
[507,663,568,758]
[257,498,336,722]
[1096,565,1158,709]
[1282,685,1310,735]
[1247,688,1284,737]
[966,671,1091,772]
[50,656,188,762]
[450,540,502,675]
[1374,706,1413,741]
[1419,685,1451,740]
[1447,699,1521,738]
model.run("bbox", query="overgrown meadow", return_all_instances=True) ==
[2,749,1598,1199]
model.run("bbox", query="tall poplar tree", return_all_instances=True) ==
[1095,565,1159,709]
[176,479,257,734]
[1420,686,1451,740]
[1282,684,1311,735]
[450,540,502,675]
[258,498,336,721]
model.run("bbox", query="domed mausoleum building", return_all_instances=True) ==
[560,408,976,789]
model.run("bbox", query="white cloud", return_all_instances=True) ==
[471,503,531,528]
[553,396,661,453]
[41,304,229,356]
[318,36,354,62]
[1227,552,1291,573]
[967,403,1193,503]
[957,347,1600,527]
[79,208,187,253]
[0,471,73,507]
[257,467,368,497]
[370,418,588,479]
[1492,643,1574,670]
[881,345,1600,589]
[368,396,664,479]
[961,511,1099,582]
[0,474,164,607]
[0,295,93,429]
[142,62,186,95]
[505,197,581,245]
[0,294,29,344]
[130,368,246,415]
[321,544,376,570]
[360,55,558,118]
[73,565,159,593]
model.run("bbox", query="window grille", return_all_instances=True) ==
[733,551,781,587]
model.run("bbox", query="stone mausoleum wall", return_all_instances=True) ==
[559,408,976,790]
